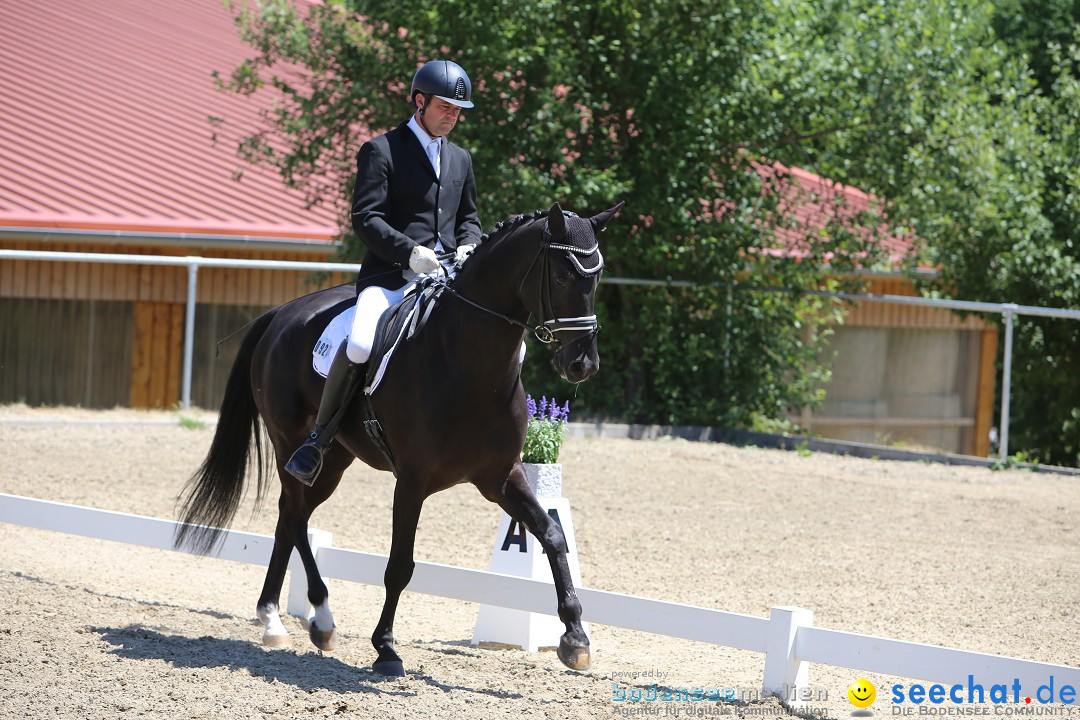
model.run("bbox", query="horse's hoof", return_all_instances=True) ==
[557,636,591,671]
[308,625,337,651]
[372,658,406,677]
[262,630,291,648]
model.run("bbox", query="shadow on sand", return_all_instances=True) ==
[92,625,523,700]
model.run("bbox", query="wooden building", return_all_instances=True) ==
[0,1,348,409]
[0,1,997,457]
[759,165,998,458]
[810,274,997,458]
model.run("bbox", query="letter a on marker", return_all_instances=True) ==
[501,520,528,552]
[541,508,564,555]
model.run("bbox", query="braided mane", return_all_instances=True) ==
[481,209,549,244]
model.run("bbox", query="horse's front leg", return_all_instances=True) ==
[492,463,590,671]
[370,482,424,676]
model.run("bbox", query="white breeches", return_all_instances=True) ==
[346,282,413,364]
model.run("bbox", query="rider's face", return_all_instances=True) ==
[417,96,462,137]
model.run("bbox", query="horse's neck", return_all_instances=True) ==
[441,241,531,369]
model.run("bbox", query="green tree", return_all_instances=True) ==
[218,0,878,428]
[735,0,1080,465]
[216,0,1080,464]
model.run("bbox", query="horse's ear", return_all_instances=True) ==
[590,200,626,233]
[547,202,566,239]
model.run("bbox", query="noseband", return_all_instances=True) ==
[442,212,603,349]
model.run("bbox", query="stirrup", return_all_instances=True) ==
[284,434,327,486]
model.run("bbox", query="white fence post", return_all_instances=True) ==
[181,261,198,409]
[286,528,334,620]
[762,606,814,709]
[999,305,1017,460]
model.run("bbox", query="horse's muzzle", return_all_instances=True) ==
[553,332,599,384]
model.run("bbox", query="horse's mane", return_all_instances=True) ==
[452,209,550,286]
[480,209,549,245]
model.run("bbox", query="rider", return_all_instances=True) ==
[284,59,482,485]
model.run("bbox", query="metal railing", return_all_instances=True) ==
[4,248,1079,460]
[604,276,1080,460]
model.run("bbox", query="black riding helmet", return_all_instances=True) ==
[410,60,474,109]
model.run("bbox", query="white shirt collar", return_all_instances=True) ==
[407,115,442,152]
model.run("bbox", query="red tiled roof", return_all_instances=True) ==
[0,0,339,240]
[756,161,915,264]
[0,0,914,261]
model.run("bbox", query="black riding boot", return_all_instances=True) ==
[284,343,364,486]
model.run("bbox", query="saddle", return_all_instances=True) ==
[364,277,448,393]
[352,276,450,472]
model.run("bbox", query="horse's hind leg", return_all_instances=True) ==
[483,464,591,671]
[257,456,349,652]
[256,491,298,647]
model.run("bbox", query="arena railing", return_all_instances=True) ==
[2,492,1078,710]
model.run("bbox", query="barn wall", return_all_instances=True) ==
[801,276,998,457]
[0,297,133,407]
[0,241,352,409]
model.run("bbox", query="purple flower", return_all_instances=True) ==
[551,402,563,421]
[524,393,569,423]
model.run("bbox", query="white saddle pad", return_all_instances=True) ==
[311,304,418,395]
[312,307,353,378]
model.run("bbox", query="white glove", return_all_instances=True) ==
[408,245,440,275]
[454,243,477,269]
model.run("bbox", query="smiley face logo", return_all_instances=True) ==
[848,678,876,708]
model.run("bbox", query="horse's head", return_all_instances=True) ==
[519,201,624,384]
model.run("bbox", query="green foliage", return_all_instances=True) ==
[722,0,1080,466]
[214,0,1080,466]
[522,418,565,464]
[991,449,1042,471]
[521,395,568,464]
[176,415,206,430]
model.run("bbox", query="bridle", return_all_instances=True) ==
[441,212,603,349]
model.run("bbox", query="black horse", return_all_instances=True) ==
[175,201,622,676]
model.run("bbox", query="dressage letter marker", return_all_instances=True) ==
[500,522,528,553]
[472,464,587,652]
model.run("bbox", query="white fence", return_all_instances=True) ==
[4,248,1080,460]
[2,491,1078,709]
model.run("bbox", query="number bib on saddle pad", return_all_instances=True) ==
[312,280,448,394]
[312,308,355,378]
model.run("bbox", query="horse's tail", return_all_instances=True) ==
[174,308,277,555]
